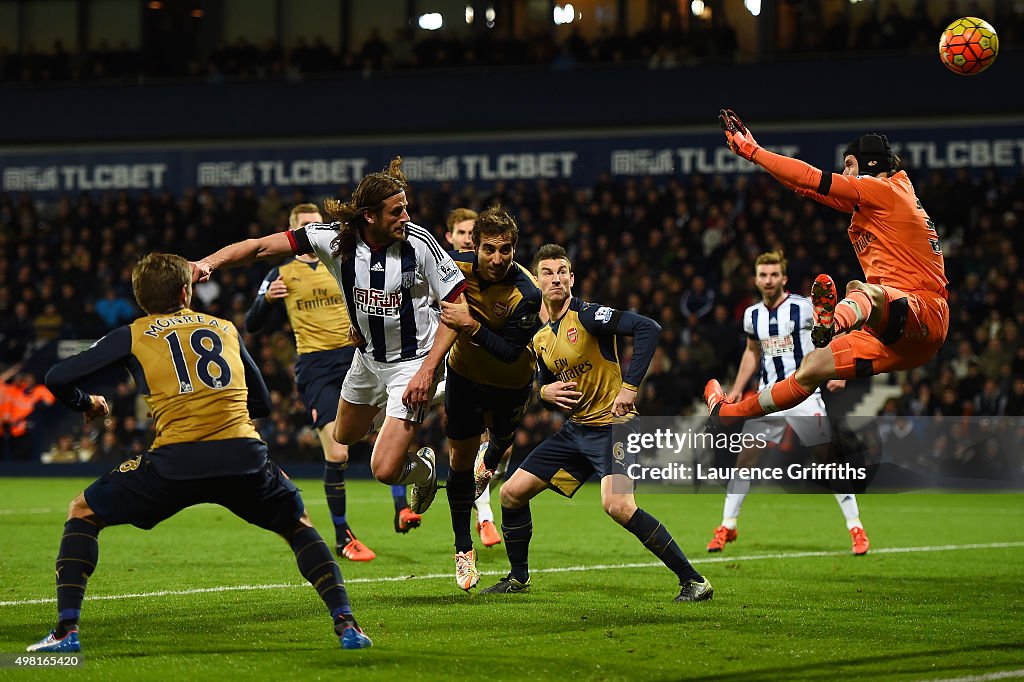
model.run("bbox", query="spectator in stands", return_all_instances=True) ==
[974,378,1007,416]
[92,431,125,463]
[94,288,135,330]
[679,275,715,320]
[41,434,81,464]
[2,301,35,363]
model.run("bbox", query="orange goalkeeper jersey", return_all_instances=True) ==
[754,150,949,299]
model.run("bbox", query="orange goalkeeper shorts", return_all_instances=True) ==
[829,285,949,379]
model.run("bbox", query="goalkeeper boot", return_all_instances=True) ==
[811,274,838,348]
[675,577,714,602]
[850,527,870,556]
[27,628,80,653]
[706,525,738,553]
[409,447,438,514]
[480,574,531,594]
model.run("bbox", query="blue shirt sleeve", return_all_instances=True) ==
[577,304,662,388]
[237,329,271,419]
[45,326,133,411]
[468,291,542,363]
[244,266,282,334]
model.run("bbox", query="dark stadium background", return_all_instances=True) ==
[0,0,1021,482]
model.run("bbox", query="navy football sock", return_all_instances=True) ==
[482,433,514,471]
[323,462,351,544]
[500,503,532,582]
[289,526,351,618]
[447,468,476,553]
[55,518,100,635]
[333,613,360,634]
[624,509,702,584]
[391,485,409,512]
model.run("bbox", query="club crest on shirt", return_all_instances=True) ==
[493,301,509,317]
[401,271,416,290]
[567,326,578,344]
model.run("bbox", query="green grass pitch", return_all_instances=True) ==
[0,478,1022,681]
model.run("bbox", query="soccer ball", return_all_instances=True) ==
[939,17,999,76]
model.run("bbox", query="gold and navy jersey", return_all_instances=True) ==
[45,308,271,460]
[446,252,542,389]
[246,258,354,355]
[532,297,661,426]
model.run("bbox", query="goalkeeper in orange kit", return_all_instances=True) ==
[705,110,950,436]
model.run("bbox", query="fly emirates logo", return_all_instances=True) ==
[353,287,401,317]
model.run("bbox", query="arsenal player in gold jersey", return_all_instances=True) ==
[480,244,713,603]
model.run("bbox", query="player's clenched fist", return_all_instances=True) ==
[189,260,213,283]
[84,394,110,421]
[265,276,289,301]
[719,108,761,162]
[611,386,637,418]
[540,381,583,410]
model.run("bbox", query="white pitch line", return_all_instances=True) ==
[0,508,54,515]
[914,669,1024,682]
[2,541,1024,608]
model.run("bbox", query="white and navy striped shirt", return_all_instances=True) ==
[742,293,818,393]
[293,221,466,363]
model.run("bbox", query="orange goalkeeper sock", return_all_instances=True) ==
[835,290,872,334]
[720,375,813,420]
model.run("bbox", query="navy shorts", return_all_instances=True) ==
[518,419,639,498]
[84,443,305,534]
[295,346,355,429]
[444,365,532,441]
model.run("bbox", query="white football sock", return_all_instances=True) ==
[834,493,862,529]
[722,477,751,527]
[474,486,494,524]
[395,451,432,486]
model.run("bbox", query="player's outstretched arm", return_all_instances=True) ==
[45,327,132,414]
[719,108,860,211]
[190,231,296,283]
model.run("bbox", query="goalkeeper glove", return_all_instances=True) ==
[719,108,761,162]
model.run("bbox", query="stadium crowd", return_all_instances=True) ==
[0,164,1022,475]
[4,3,1023,86]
